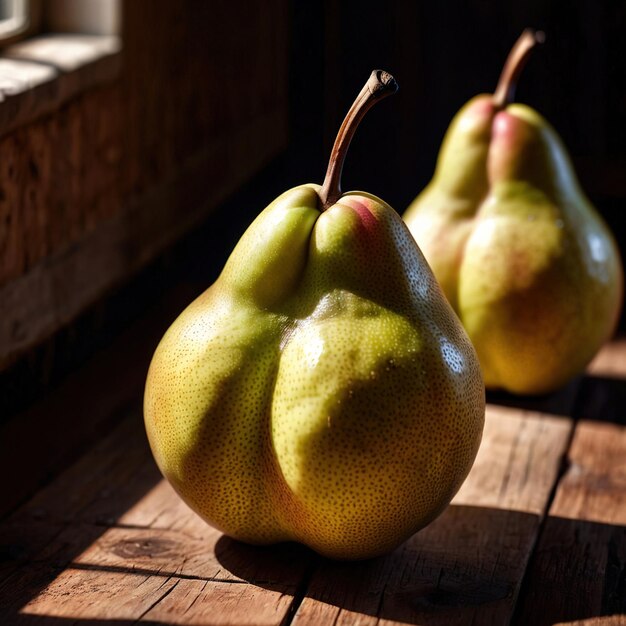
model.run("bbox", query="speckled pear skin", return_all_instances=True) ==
[144,184,485,560]
[404,96,623,395]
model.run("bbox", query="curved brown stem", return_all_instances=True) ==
[493,29,545,109]
[318,70,398,210]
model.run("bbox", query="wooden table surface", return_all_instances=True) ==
[1,333,625,625]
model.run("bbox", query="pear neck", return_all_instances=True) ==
[318,70,398,211]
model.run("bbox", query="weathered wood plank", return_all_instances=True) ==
[515,421,626,625]
[0,413,157,603]
[550,422,626,525]
[142,577,301,626]
[12,560,179,624]
[0,415,185,622]
[291,405,572,625]
[16,467,314,623]
[1,489,312,624]
[0,108,285,370]
[0,404,312,624]
[0,523,129,622]
[0,419,143,571]
[452,405,572,513]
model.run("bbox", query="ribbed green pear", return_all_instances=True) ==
[404,31,623,395]
[144,71,485,560]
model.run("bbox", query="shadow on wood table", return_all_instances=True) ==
[215,509,626,626]
[216,505,536,624]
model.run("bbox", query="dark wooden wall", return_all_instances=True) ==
[0,1,289,412]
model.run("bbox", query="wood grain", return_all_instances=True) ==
[0,414,155,594]
[0,109,286,369]
[291,405,572,625]
[0,405,571,625]
[0,404,312,624]
[515,421,626,626]
[452,405,572,513]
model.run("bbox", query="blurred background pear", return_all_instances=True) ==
[404,31,623,395]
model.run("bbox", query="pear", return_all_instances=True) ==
[144,71,485,560]
[404,31,623,395]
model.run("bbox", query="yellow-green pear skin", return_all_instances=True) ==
[404,95,623,395]
[144,184,485,560]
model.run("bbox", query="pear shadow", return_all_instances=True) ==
[213,505,526,624]
[486,375,582,417]
[573,373,626,425]
[214,504,626,626]
[512,514,626,625]
[486,363,626,426]
[213,535,318,586]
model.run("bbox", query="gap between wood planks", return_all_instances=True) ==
[512,337,626,626]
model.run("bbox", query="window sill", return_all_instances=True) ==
[0,32,122,138]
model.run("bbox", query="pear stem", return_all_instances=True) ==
[318,70,398,210]
[493,29,545,109]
